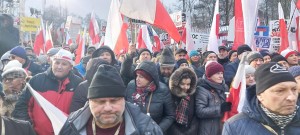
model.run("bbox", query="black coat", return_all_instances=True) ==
[125,61,175,132]
[167,67,199,135]
[1,116,36,135]
[23,60,43,76]
[120,54,137,86]
[224,59,240,87]
[195,78,228,135]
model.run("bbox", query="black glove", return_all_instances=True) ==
[221,102,232,113]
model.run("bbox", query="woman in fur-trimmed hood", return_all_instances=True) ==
[167,67,199,135]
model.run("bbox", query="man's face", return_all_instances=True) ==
[99,52,112,64]
[263,55,271,64]
[89,97,125,128]
[230,52,237,62]
[287,54,298,65]
[206,53,218,62]
[160,66,174,78]
[278,61,290,69]
[191,55,200,62]
[245,73,255,86]
[218,49,228,59]
[175,52,186,61]
[10,55,25,64]
[258,81,298,115]
[52,59,73,79]
[250,58,263,69]
[2,75,25,94]
[26,49,34,55]
[139,51,151,62]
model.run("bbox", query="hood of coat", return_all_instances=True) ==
[169,67,197,97]
[134,61,160,87]
[92,46,117,65]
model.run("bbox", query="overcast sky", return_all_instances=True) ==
[25,0,177,20]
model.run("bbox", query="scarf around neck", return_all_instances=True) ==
[132,81,156,107]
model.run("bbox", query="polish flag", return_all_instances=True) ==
[232,0,245,50]
[33,29,45,55]
[65,31,73,45]
[75,28,86,64]
[207,0,220,54]
[120,0,181,42]
[137,25,153,52]
[105,0,129,55]
[297,0,300,9]
[181,13,195,52]
[151,27,163,53]
[45,23,53,53]
[278,2,290,53]
[223,52,247,122]
[97,36,105,48]
[242,0,259,50]
[288,1,300,51]
[75,30,81,45]
[89,12,100,45]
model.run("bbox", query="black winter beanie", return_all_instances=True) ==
[137,48,152,60]
[159,47,175,66]
[88,64,126,99]
[237,44,252,55]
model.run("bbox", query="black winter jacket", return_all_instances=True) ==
[23,59,43,76]
[224,59,240,86]
[125,61,175,132]
[195,78,228,135]
[120,54,137,86]
[1,116,36,135]
[222,85,300,135]
[59,102,163,135]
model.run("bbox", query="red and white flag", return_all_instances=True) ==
[181,13,195,52]
[288,1,300,51]
[151,28,163,53]
[232,0,245,50]
[105,0,129,55]
[137,25,153,52]
[75,28,86,64]
[65,31,73,45]
[242,0,259,50]
[120,0,181,42]
[207,0,220,54]
[97,36,105,48]
[33,18,45,55]
[223,52,247,122]
[297,0,300,9]
[75,30,81,45]
[45,23,53,53]
[89,12,100,45]
[278,2,290,53]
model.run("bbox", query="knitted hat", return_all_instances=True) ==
[189,50,199,58]
[2,60,27,78]
[159,47,175,67]
[245,65,256,75]
[175,48,187,55]
[280,48,296,59]
[135,69,153,82]
[51,49,74,65]
[247,51,263,63]
[175,59,189,68]
[10,46,27,60]
[255,62,296,95]
[228,50,237,59]
[288,66,300,78]
[259,50,270,57]
[47,48,60,57]
[218,46,228,51]
[237,44,252,55]
[88,64,126,99]
[137,48,152,60]
[271,55,288,63]
[205,61,224,78]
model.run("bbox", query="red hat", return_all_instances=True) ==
[205,62,224,78]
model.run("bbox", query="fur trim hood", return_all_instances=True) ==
[169,67,197,97]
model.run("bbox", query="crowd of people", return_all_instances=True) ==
[0,43,300,135]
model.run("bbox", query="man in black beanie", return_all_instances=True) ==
[224,44,252,86]
[60,64,163,135]
[223,62,300,135]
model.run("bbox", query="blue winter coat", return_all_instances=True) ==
[222,85,300,135]
[224,59,240,86]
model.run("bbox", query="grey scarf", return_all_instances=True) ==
[260,104,298,135]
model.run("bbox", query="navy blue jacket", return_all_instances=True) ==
[222,85,300,135]
[224,59,240,86]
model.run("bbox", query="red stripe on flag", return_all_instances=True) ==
[279,19,289,53]
[114,23,129,55]
[232,0,245,50]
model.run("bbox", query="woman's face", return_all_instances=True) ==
[179,78,191,93]
[210,72,224,84]
[136,73,151,88]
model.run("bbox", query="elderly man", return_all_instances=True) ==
[223,62,300,135]
[158,47,176,85]
[174,48,187,61]
[59,64,163,135]
[12,49,82,135]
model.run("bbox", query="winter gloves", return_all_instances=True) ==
[221,102,232,113]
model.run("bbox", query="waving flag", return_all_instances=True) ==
[33,18,45,55]
[223,52,247,122]
[45,23,53,53]
[120,0,181,42]
[75,28,86,64]
[297,0,300,9]
[137,25,153,51]
[289,1,300,51]
[65,31,73,45]
[89,12,100,45]
[105,0,129,55]
[207,0,220,53]
[232,0,245,50]
[278,2,290,53]
[151,27,163,52]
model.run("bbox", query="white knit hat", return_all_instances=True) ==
[2,60,27,77]
[51,49,74,65]
[280,48,296,59]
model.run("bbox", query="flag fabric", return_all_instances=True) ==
[297,0,300,9]
[65,31,73,45]
[151,27,163,52]
[97,36,105,49]
[33,18,45,55]
[75,30,81,45]
[242,0,259,50]
[120,0,181,42]
[182,13,195,52]
[137,25,153,52]
[26,83,67,135]
[207,0,220,54]
[45,23,53,53]
[222,52,247,122]
[278,2,290,53]
[89,12,100,45]
[289,1,300,51]
[105,0,129,55]
[75,28,86,64]
[232,0,245,50]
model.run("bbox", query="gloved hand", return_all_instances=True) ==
[221,102,232,113]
